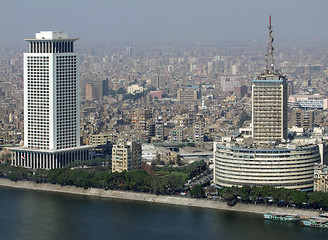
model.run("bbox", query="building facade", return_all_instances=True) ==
[177,87,201,102]
[214,142,320,190]
[193,113,205,142]
[220,76,240,92]
[155,116,164,141]
[314,164,328,192]
[112,141,141,173]
[131,109,152,131]
[288,95,328,110]
[89,132,117,145]
[252,73,288,142]
[9,31,92,169]
[291,109,314,130]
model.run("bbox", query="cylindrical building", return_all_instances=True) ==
[214,142,320,191]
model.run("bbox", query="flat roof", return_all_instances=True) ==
[25,31,78,41]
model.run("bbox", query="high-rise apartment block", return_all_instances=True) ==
[85,78,109,101]
[132,109,152,131]
[155,116,164,141]
[9,31,92,169]
[193,113,205,142]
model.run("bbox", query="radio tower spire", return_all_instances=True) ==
[265,15,275,74]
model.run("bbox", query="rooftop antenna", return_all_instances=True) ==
[265,15,275,74]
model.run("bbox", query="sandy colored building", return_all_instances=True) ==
[314,163,328,192]
[112,141,141,173]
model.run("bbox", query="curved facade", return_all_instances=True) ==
[214,143,321,190]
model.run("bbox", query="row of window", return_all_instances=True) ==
[217,179,313,187]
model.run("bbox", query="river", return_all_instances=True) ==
[0,187,326,240]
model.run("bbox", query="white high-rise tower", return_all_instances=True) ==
[10,31,92,169]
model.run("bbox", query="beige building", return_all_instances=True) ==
[252,73,288,143]
[291,109,314,130]
[112,141,141,173]
[177,87,201,102]
[85,82,102,101]
[89,131,116,145]
[251,17,287,143]
[132,109,152,131]
[314,163,328,192]
[193,113,205,142]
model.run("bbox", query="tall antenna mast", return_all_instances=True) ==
[265,15,275,74]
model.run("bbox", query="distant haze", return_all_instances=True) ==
[1,0,328,45]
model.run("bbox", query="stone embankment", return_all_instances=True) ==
[0,178,321,218]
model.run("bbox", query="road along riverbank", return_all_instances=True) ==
[0,178,321,218]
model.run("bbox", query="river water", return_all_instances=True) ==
[0,187,326,240]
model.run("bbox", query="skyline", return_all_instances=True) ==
[1,0,328,45]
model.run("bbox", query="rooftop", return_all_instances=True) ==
[25,31,78,41]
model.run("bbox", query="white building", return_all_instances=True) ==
[214,142,320,191]
[220,76,240,92]
[288,94,328,110]
[9,31,93,169]
[127,84,144,95]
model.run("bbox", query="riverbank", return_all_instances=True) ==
[0,178,322,218]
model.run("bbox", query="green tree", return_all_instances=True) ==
[309,191,328,209]
[155,153,161,165]
[176,154,183,166]
[162,173,185,193]
[151,177,165,195]
[290,190,308,207]
[222,186,238,206]
[116,87,127,94]
[31,169,48,183]
[190,184,205,198]
[0,153,11,163]
[238,185,252,202]
[7,167,31,182]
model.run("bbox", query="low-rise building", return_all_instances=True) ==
[291,109,314,130]
[89,132,116,145]
[127,84,144,95]
[314,163,328,192]
[112,141,141,173]
[177,87,201,102]
[288,94,328,110]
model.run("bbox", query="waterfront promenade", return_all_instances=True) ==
[0,178,321,218]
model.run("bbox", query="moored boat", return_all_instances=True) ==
[319,213,328,218]
[302,217,328,229]
[263,212,300,222]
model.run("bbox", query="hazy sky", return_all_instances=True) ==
[1,0,328,45]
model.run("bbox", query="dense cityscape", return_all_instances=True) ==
[1,18,328,234]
